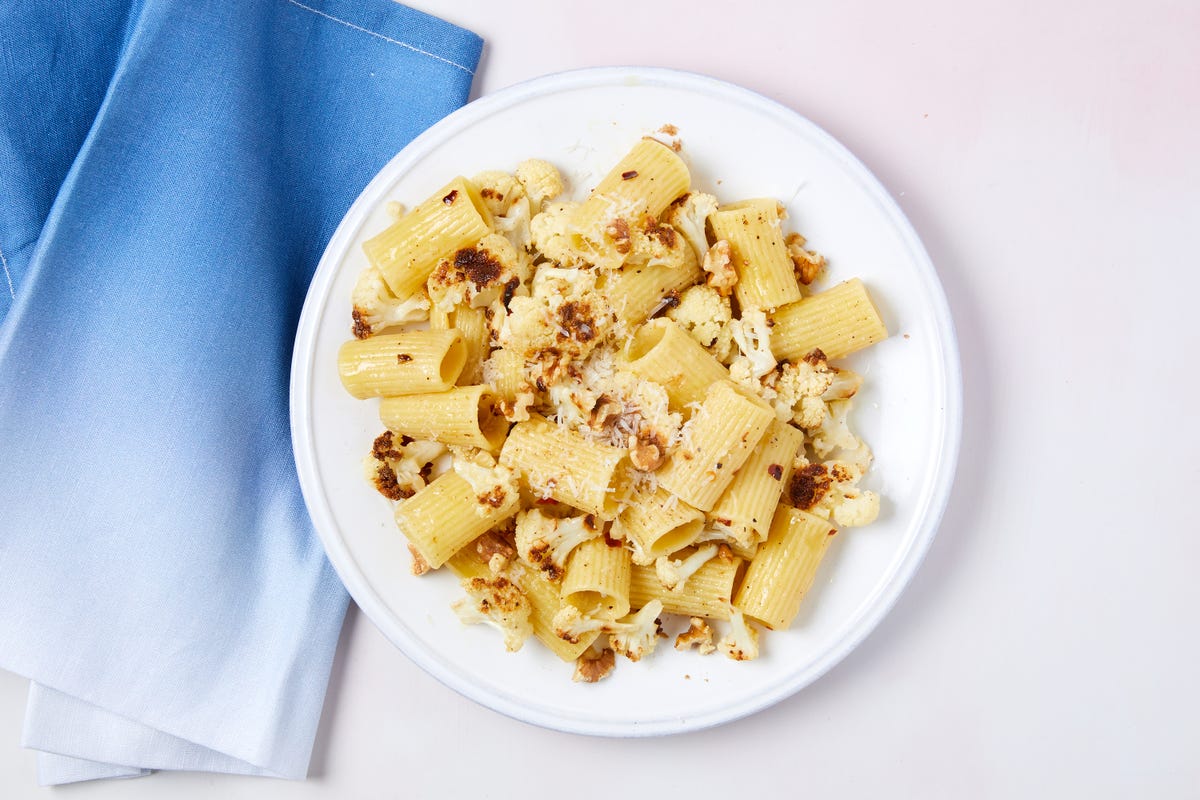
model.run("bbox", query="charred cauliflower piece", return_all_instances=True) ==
[717,608,759,661]
[665,284,735,362]
[729,308,776,379]
[427,233,529,314]
[553,600,665,663]
[515,158,565,209]
[514,509,601,582]
[702,240,737,297]
[351,265,430,338]
[364,431,445,501]
[663,191,719,262]
[654,544,719,593]
[786,459,880,527]
[451,575,533,652]
[530,201,587,268]
[572,645,617,683]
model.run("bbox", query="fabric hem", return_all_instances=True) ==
[283,0,482,75]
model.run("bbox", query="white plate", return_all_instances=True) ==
[291,67,961,736]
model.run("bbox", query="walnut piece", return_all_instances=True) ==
[572,646,616,683]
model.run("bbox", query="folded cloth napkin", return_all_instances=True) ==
[0,0,481,785]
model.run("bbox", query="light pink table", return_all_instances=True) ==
[3,1,1198,796]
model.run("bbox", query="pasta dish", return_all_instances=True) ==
[336,132,888,681]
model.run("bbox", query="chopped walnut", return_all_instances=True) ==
[408,544,431,576]
[629,441,664,472]
[573,646,616,683]
[475,531,517,564]
[786,233,826,285]
[703,240,736,297]
[674,617,716,654]
[589,396,624,430]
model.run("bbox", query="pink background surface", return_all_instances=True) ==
[3,1,1197,796]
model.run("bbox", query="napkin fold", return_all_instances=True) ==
[0,0,482,785]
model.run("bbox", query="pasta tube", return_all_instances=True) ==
[561,538,632,619]
[500,416,630,519]
[709,420,805,547]
[612,485,705,565]
[570,138,691,253]
[709,199,803,312]
[447,544,598,661]
[481,347,528,404]
[600,257,703,327]
[734,506,838,630]
[379,385,509,452]
[395,470,520,569]
[629,554,741,620]
[337,330,465,399]
[363,177,492,299]
[625,318,729,411]
[769,278,888,361]
[656,381,775,512]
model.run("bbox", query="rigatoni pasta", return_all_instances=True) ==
[363,176,492,299]
[379,384,508,452]
[708,199,803,312]
[734,506,838,630]
[770,278,889,361]
[337,133,888,680]
[337,330,465,398]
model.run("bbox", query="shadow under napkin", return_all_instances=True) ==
[0,0,481,783]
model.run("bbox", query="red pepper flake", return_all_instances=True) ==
[621,170,638,180]
[443,189,458,204]
[397,353,413,363]
[767,463,783,480]
[828,529,837,536]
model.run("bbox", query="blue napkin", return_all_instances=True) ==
[0,0,481,785]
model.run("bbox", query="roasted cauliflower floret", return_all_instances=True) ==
[514,509,600,582]
[452,457,520,518]
[498,267,615,384]
[530,201,587,268]
[450,575,533,652]
[729,308,776,378]
[471,170,525,217]
[608,601,666,662]
[515,158,565,209]
[654,544,718,592]
[666,284,735,362]
[770,349,838,427]
[553,600,665,663]
[663,191,718,262]
[351,265,430,338]
[786,459,880,527]
[702,240,737,297]
[810,398,861,457]
[717,608,759,661]
[364,431,445,500]
[427,233,528,314]
[623,214,693,272]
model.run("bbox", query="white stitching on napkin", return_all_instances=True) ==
[0,245,14,300]
[285,0,476,75]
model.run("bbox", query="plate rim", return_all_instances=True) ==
[290,65,963,737]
